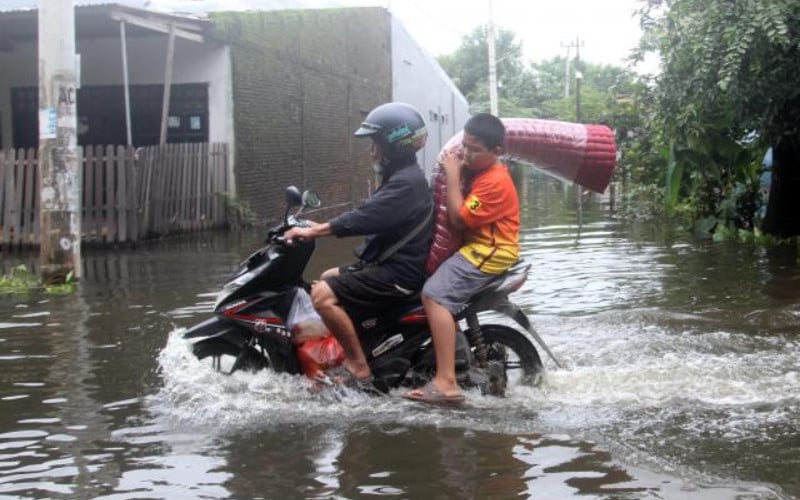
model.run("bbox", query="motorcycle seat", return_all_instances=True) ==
[387,292,425,323]
[462,260,531,307]
[346,290,426,326]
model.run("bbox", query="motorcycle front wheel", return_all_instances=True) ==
[191,337,269,374]
[481,324,544,387]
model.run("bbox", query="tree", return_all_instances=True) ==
[636,0,800,237]
[516,57,639,124]
[440,29,640,125]
[438,26,533,115]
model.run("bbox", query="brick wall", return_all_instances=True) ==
[211,8,392,221]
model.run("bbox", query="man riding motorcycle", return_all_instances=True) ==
[283,102,433,392]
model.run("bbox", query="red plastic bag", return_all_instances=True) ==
[297,336,345,379]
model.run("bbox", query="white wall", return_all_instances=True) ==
[390,16,469,178]
[0,34,234,152]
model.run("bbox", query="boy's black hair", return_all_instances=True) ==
[464,113,505,150]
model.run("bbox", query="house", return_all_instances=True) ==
[0,3,469,224]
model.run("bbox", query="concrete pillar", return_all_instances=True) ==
[38,0,81,282]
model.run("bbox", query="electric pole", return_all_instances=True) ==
[574,36,583,123]
[564,37,585,230]
[560,42,571,98]
[562,37,584,110]
[487,0,499,116]
[38,0,81,282]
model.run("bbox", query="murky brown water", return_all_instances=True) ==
[1,177,799,499]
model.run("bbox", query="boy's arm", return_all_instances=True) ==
[442,150,465,229]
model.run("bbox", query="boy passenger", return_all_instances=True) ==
[405,113,519,405]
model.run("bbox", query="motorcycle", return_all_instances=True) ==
[182,186,555,395]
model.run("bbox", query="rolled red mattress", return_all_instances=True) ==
[502,118,617,193]
[425,118,617,275]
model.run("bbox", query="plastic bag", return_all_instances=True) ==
[285,288,345,378]
[297,336,345,379]
[286,288,328,344]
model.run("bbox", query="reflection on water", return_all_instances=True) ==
[0,178,798,499]
[217,426,653,499]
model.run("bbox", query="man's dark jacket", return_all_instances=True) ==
[328,156,433,289]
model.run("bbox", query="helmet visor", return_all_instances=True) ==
[354,121,381,137]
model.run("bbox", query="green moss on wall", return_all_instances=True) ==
[209,7,393,218]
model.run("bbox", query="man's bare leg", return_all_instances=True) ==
[311,280,371,379]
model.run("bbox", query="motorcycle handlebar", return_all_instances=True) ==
[266,218,310,245]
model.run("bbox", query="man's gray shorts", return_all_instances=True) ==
[422,252,497,314]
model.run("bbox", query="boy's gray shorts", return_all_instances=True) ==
[422,252,497,314]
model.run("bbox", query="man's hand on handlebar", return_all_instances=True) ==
[283,221,334,245]
[283,225,314,245]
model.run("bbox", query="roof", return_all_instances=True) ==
[0,3,210,46]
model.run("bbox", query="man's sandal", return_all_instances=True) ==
[403,381,465,406]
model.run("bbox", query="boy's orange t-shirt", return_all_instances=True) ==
[458,163,520,274]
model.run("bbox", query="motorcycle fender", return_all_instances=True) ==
[495,302,563,369]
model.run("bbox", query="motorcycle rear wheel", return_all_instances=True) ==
[192,338,269,374]
[481,324,544,387]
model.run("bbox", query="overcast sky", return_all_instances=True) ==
[386,0,645,67]
[142,0,647,68]
[3,0,648,68]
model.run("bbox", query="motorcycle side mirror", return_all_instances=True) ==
[285,186,303,208]
[284,185,303,223]
[302,190,321,209]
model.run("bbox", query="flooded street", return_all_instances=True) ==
[1,178,799,499]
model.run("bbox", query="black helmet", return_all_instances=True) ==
[354,102,427,160]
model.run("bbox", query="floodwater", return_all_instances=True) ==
[1,177,799,499]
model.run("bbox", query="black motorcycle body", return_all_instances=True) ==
[183,186,545,394]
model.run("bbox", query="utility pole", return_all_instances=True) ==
[575,36,583,229]
[562,37,584,113]
[574,36,583,123]
[560,42,572,98]
[38,0,81,282]
[487,0,499,116]
[561,36,583,230]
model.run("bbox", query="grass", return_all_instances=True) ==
[0,264,77,295]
